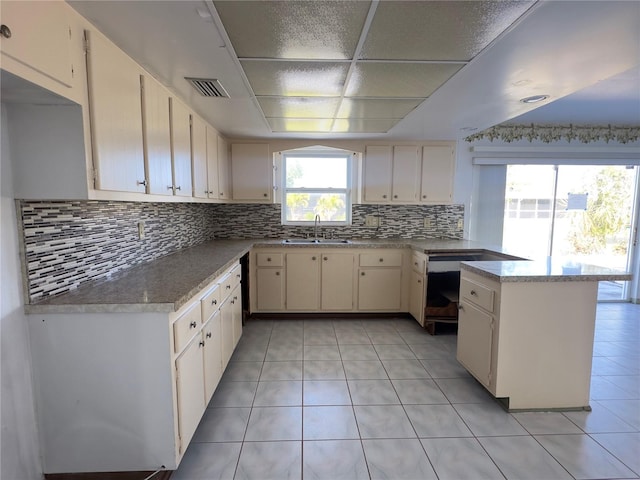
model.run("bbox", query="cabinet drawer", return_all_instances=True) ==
[412,253,427,274]
[256,253,283,267]
[173,304,202,354]
[229,263,242,289]
[359,252,403,267]
[460,277,494,313]
[201,284,221,321]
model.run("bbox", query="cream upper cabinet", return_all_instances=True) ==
[217,136,231,200]
[421,145,455,203]
[191,115,208,199]
[321,253,355,311]
[231,143,272,201]
[169,98,192,197]
[205,127,219,200]
[286,252,320,310]
[0,0,74,88]
[392,146,420,202]
[140,74,172,195]
[85,30,146,193]
[363,146,392,202]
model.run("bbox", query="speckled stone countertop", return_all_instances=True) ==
[25,237,629,314]
[461,258,632,283]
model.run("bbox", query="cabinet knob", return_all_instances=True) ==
[1,25,12,39]
[190,321,197,329]
[361,272,365,276]
[220,192,224,196]
[136,179,147,186]
[470,290,477,296]
[267,257,271,261]
[382,194,387,199]
[230,300,235,304]
[206,332,212,338]
[422,195,427,199]
[458,304,464,311]
[175,186,181,191]
[263,193,268,197]
[323,256,328,261]
[167,185,173,191]
[226,285,231,289]
[236,274,241,278]
[211,299,217,305]
[414,262,418,266]
[205,190,210,195]
[379,258,384,262]
[393,195,398,198]
[199,341,205,347]
[417,279,421,284]
[275,271,280,276]
[234,296,238,300]
[312,256,317,261]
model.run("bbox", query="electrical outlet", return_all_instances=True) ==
[365,215,379,227]
[457,219,464,229]
[424,218,432,228]
[137,222,145,239]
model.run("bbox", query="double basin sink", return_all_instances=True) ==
[282,238,352,245]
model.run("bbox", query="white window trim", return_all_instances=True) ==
[281,151,353,226]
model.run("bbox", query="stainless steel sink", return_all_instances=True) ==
[282,238,351,245]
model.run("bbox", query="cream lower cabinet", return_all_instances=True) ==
[456,268,598,410]
[357,251,403,311]
[250,248,402,313]
[27,261,242,474]
[408,252,427,326]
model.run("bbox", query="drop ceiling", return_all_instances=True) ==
[68,0,640,140]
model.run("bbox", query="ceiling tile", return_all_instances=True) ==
[361,1,534,61]
[346,63,463,98]
[241,60,349,96]
[267,118,334,132]
[337,98,423,119]
[332,118,400,133]
[257,97,341,118]
[213,1,371,59]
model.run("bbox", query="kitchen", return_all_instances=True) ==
[2,1,640,479]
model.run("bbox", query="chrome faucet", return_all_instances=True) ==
[314,214,321,240]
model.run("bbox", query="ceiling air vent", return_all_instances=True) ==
[185,77,229,98]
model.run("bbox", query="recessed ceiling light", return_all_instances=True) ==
[520,94,549,104]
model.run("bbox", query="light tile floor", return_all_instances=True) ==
[173,302,640,480]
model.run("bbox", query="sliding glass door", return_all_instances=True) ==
[503,165,638,301]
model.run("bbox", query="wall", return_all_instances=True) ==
[1,106,43,479]
[20,201,217,303]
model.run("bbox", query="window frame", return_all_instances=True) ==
[281,151,353,226]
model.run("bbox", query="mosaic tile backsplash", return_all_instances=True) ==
[19,200,463,302]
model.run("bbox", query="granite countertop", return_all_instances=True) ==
[26,237,631,314]
[461,258,632,283]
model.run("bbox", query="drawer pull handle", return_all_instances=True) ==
[211,299,217,305]
[1,25,12,39]
[226,285,231,289]
[190,321,197,329]
[206,332,212,338]
[470,290,477,296]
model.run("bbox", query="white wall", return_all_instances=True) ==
[1,104,43,479]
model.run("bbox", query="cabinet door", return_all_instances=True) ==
[169,98,193,196]
[321,253,354,311]
[175,335,205,453]
[0,1,73,87]
[220,298,234,369]
[392,146,419,202]
[85,30,146,192]
[140,74,172,195]
[217,136,230,199]
[363,146,392,202]
[421,145,454,203]
[205,127,219,199]
[256,268,285,311]
[408,270,426,326]
[286,253,320,310]
[203,312,222,403]
[231,143,272,201]
[456,301,493,388]
[191,115,208,199]
[231,285,243,348]
[358,268,402,310]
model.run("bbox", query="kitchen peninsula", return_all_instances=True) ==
[24,238,630,475]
